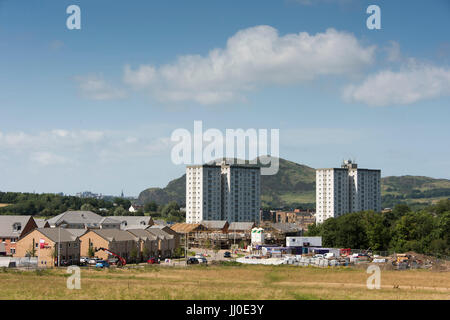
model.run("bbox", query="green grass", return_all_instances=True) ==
[0,265,449,300]
[279,191,315,204]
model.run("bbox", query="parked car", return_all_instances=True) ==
[88,258,101,265]
[187,257,199,265]
[147,258,159,264]
[197,257,208,264]
[95,260,110,268]
[223,251,232,258]
[80,257,89,265]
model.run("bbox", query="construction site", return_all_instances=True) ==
[233,230,450,271]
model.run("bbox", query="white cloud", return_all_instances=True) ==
[123,26,375,104]
[0,128,171,167]
[384,40,401,62]
[76,74,126,101]
[343,63,450,106]
[0,130,106,150]
[31,152,72,166]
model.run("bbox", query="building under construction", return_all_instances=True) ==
[171,221,256,250]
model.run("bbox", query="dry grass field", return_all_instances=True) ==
[1,265,449,300]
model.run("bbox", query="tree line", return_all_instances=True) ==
[306,199,450,257]
[0,192,185,223]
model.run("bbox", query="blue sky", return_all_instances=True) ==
[0,0,449,196]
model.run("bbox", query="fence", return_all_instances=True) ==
[0,257,38,269]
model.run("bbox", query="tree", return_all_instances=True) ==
[52,246,58,265]
[114,198,131,211]
[26,244,37,257]
[161,201,180,217]
[130,247,139,263]
[392,204,411,218]
[144,201,158,213]
[363,211,392,252]
[305,223,322,237]
[173,247,184,258]
[88,245,95,258]
[142,247,150,260]
[390,211,436,254]
[134,209,144,216]
[204,239,212,250]
[80,203,96,212]
[113,206,128,216]
[213,243,221,260]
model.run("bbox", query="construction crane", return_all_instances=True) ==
[95,247,127,267]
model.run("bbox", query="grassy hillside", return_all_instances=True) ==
[138,158,316,208]
[381,176,450,209]
[138,159,450,209]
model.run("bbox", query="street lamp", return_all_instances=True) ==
[185,231,189,262]
[58,223,68,267]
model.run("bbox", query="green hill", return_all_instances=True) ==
[138,158,450,209]
[138,158,316,207]
[381,175,450,208]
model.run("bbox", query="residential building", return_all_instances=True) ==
[186,164,222,223]
[128,205,144,213]
[221,163,261,223]
[15,228,81,267]
[149,224,180,247]
[186,162,261,223]
[47,211,121,229]
[65,229,88,238]
[108,216,154,230]
[126,229,159,260]
[316,160,381,224]
[0,216,38,256]
[34,218,50,229]
[79,229,138,263]
[145,226,176,258]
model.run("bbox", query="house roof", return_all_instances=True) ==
[46,211,120,227]
[99,217,122,225]
[200,220,228,230]
[228,222,256,231]
[170,223,203,234]
[65,229,88,238]
[87,229,138,242]
[107,216,154,230]
[126,229,157,241]
[0,216,33,238]
[146,227,173,240]
[33,218,49,228]
[36,228,79,242]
